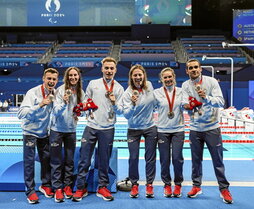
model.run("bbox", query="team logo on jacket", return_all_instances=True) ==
[26,141,35,147]
[81,138,87,143]
[51,142,59,147]
[127,139,134,143]
[158,139,164,144]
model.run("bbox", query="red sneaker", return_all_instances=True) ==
[96,187,114,201]
[173,185,182,198]
[54,189,64,203]
[63,186,73,199]
[130,185,139,198]
[39,186,54,198]
[187,186,202,198]
[146,184,154,198]
[164,185,172,198]
[220,189,233,204]
[72,189,88,202]
[27,193,39,204]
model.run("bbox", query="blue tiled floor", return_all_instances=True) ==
[0,186,253,209]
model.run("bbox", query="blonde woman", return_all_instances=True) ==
[154,67,185,198]
[121,64,157,198]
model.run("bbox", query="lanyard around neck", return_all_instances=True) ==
[163,87,176,113]
[103,79,114,93]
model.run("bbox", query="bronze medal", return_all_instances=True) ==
[133,90,139,97]
[65,89,72,96]
[103,79,114,99]
[105,91,113,99]
[168,111,174,119]
[194,76,203,92]
[195,84,202,92]
[48,94,54,102]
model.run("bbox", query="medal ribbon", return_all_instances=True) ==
[163,87,176,113]
[41,85,54,99]
[194,76,203,87]
[136,87,143,93]
[41,85,46,99]
[103,79,114,94]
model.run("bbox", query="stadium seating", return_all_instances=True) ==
[120,41,176,62]
[179,36,248,65]
[0,42,54,64]
[53,42,112,59]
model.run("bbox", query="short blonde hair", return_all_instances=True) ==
[159,67,176,86]
[101,57,117,65]
[43,68,59,76]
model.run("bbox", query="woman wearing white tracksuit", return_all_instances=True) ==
[154,67,185,198]
[121,64,157,198]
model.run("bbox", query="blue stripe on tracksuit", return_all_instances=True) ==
[50,84,86,191]
[157,132,184,186]
[18,85,53,197]
[182,75,230,190]
[127,126,157,185]
[122,81,157,185]
[76,127,115,189]
[189,129,230,190]
[23,135,51,197]
[154,86,185,186]
[75,78,124,189]
[49,130,76,190]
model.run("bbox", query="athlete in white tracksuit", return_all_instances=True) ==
[154,67,184,197]
[74,57,124,201]
[50,67,86,202]
[18,68,58,203]
[121,64,157,198]
[182,59,233,204]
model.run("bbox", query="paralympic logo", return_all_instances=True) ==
[45,0,61,13]
[42,0,64,24]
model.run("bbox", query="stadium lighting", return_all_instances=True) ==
[201,65,215,78]
[222,42,254,48]
[202,55,234,107]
